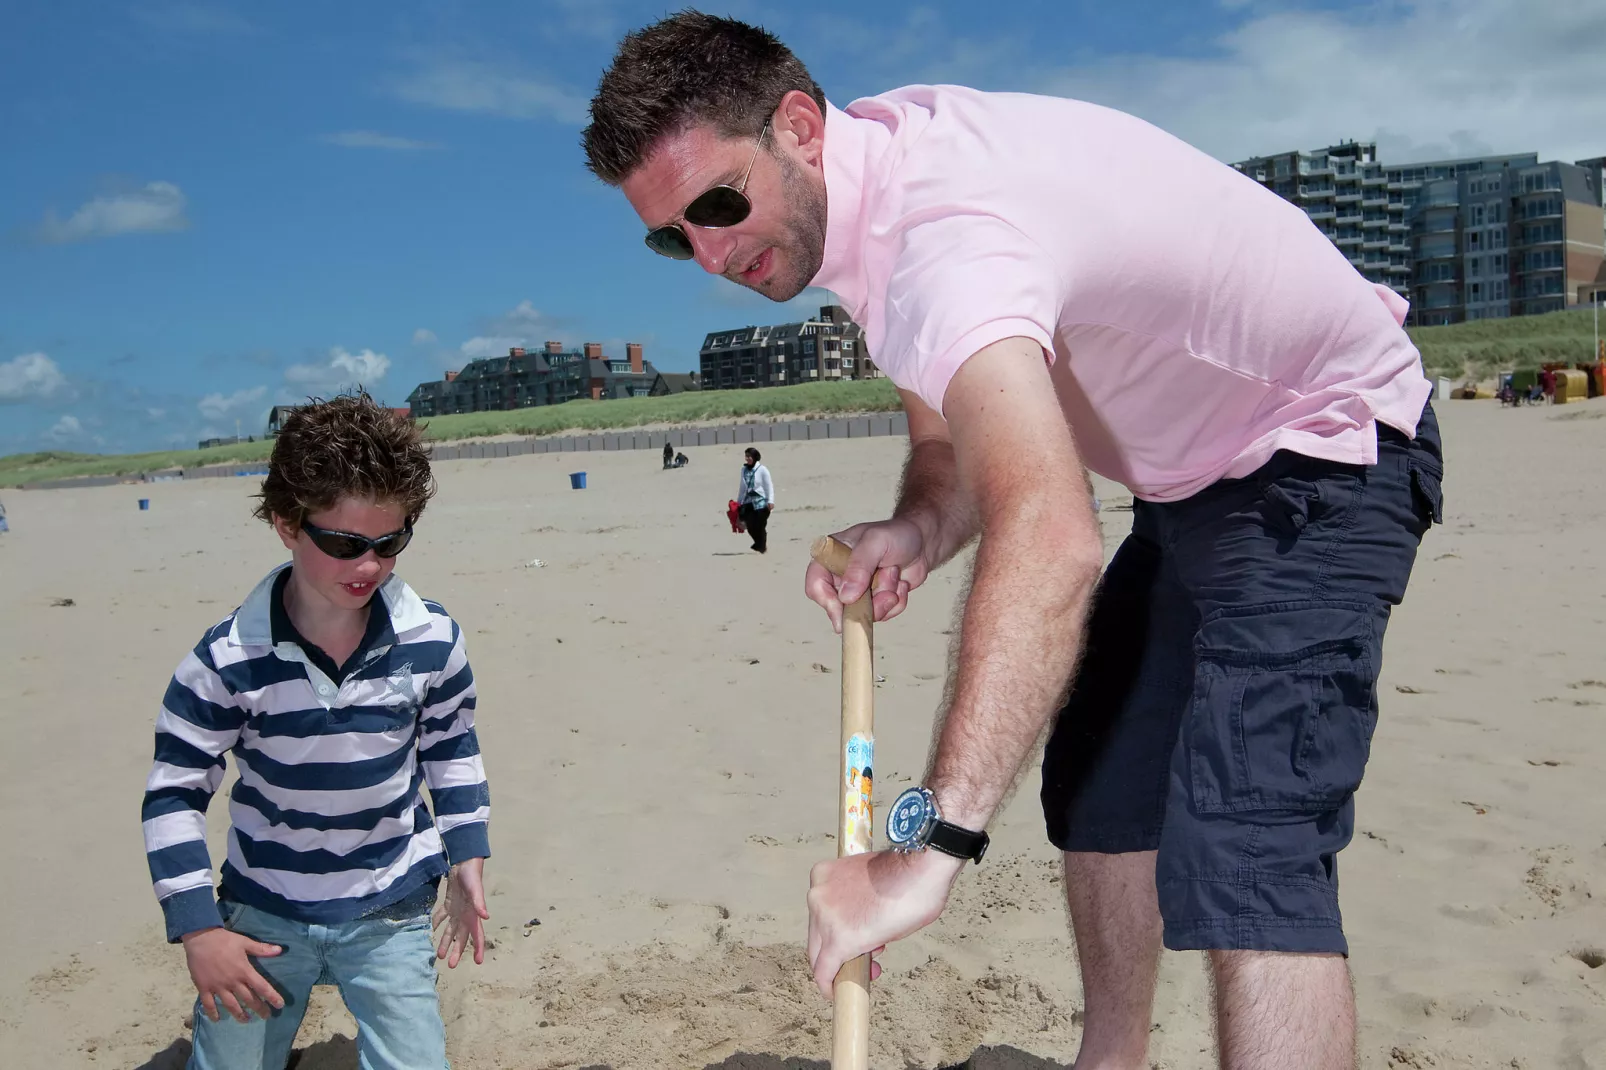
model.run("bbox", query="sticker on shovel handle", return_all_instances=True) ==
[843,733,874,855]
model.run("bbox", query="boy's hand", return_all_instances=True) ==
[432,858,490,968]
[181,926,285,1023]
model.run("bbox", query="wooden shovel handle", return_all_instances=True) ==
[811,533,872,1070]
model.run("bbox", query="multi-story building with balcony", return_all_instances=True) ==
[1234,141,1405,296]
[1408,159,1605,325]
[698,304,878,390]
[1236,142,1605,326]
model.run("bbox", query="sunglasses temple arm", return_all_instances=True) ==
[737,121,770,192]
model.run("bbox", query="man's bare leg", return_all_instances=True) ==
[1210,950,1355,1070]
[1063,850,1163,1070]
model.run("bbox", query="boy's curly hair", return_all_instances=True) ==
[253,391,436,528]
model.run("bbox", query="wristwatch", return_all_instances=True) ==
[885,787,989,863]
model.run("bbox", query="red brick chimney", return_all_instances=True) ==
[627,342,643,374]
[584,342,602,359]
[545,340,563,354]
[509,346,525,357]
[444,370,459,382]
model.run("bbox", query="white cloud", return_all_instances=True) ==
[456,301,565,358]
[1033,1,1606,163]
[412,328,438,345]
[197,385,267,421]
[459,336,531,359]
[322,130,443,151]
[502,300,546,325]
[283,347,391,395]
[47,415,84,442]
[146,407,166,420]
[392,57,588,124]
[36,181,190,244]
[0,352,68,403]
[806,0,1606,166]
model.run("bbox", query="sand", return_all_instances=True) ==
[1,396,1604,1069]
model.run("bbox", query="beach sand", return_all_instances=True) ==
[1,397,1603,1069]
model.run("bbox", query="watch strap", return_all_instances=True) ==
[926,819,989,864]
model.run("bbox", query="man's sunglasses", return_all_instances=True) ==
[300,519,414,560]
[644,121,770,261]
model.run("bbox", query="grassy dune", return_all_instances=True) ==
[1413,307,1603,380]
[0,379,901,487]
[6,309,1601,487]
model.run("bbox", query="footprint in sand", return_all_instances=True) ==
[1570,948,1606,970]
[29,953,91,997]
[1525,847,1592,915]
[1438,902,1510,928]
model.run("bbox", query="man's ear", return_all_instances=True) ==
[774,89,826,168]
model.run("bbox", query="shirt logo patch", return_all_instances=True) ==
[378,662,419,719]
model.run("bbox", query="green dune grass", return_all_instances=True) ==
[7,308,1601,488]
[0,378,902,487]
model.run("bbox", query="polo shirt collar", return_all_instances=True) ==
[811,99,889,321]
[231,563,433,648]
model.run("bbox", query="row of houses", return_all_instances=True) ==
[1233,142,1606,326]
[390,304,880,420]
[403,341,699,419]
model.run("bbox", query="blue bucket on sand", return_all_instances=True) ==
[569,472,587,490]
[138,498,150,511]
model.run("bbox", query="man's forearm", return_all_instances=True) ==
[893,438,979,569]
[924,510,1101,831]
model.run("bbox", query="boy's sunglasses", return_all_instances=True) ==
[300,520,413,560]
[644,121,770,261]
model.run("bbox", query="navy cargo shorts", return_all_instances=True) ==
[1040,402,1443,955]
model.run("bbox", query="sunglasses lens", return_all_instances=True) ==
[309,532,368,560]
[373,529,412,558]
[684,185,751,228]
[644,226,696,260]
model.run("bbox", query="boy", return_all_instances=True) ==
[141,392,490,1069]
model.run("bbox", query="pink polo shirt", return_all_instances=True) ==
[810,86,1432,502]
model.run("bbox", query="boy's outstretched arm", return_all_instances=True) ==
[419,618,492,967]
[142,637,285,1022]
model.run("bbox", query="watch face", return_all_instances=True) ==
[886,788,931,846]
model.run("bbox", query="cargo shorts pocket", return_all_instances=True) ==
[1408,457,1444,528]
[1186,600,1377,815]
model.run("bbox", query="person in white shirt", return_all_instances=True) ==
[736,448,775,553]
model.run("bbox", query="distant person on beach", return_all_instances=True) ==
[663,441,674,469]
[736,447,775,553]
[0,497,8,533]
[586,13,1443,1067]
[1541,368,1557,403]
[141,392,491,1069]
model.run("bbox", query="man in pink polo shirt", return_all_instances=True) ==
[586,13,1443,1068]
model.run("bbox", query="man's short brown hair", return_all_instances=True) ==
[582,10,826,186]
[253,391,435,528]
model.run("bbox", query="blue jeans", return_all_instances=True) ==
[188,898,446,1070]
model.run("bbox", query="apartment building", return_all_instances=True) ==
[698,304,877,390]
[1233,141,1409,296]
[1411,159,1605,325]
[405,340,665,418]
[1236,142,1606,326]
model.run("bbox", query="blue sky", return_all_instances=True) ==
[3,0,1603,454]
